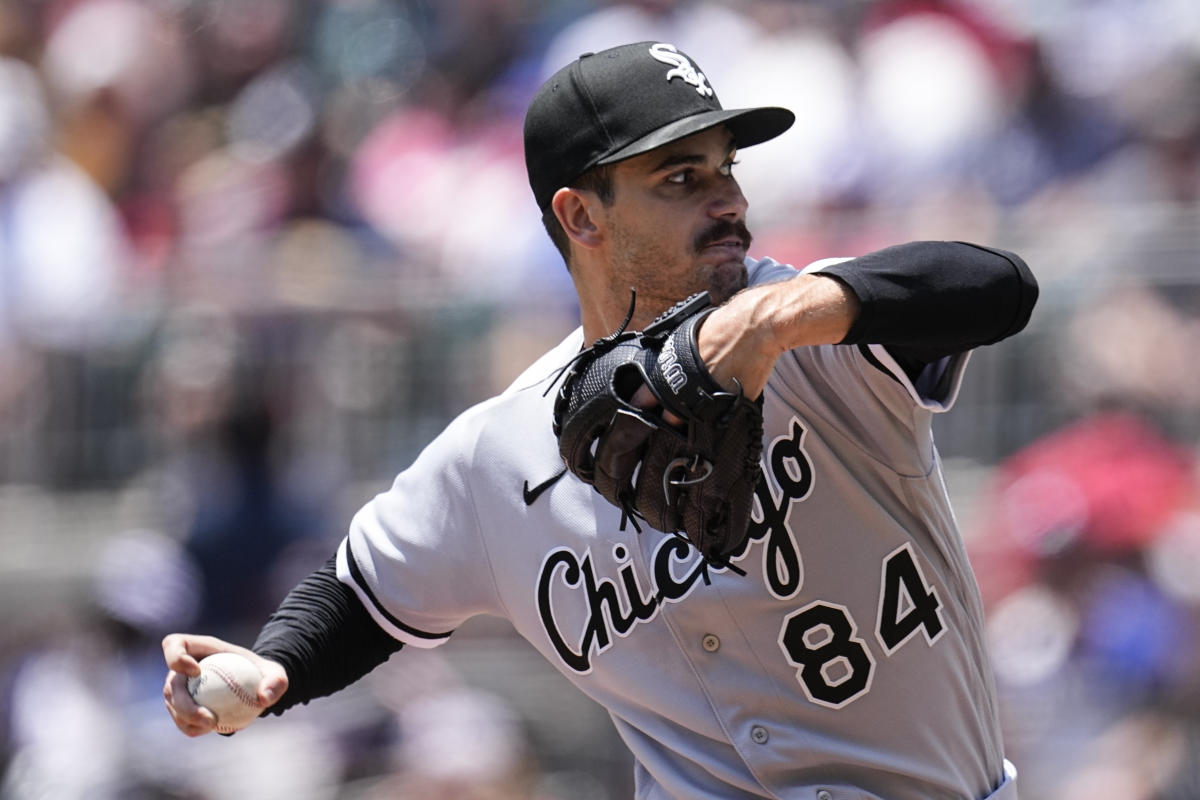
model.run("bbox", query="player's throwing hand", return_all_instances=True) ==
[162,633,288,737]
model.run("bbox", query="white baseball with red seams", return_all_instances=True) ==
[187,653,263,733]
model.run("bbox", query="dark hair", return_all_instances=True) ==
[541,163,617,270]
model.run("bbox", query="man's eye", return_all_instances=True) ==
[720,160,740,177]
[667,170,691,185]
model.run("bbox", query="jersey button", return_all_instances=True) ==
[816,791,833,800]
[701,634,720,652]
[750,725,769,745]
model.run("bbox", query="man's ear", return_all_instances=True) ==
[551,187,604,250]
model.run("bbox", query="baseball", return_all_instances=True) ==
[187,652,264,733]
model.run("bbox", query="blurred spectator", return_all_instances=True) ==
[1095,51,1200,207]
[0,57,130,349]
[968,39,1126,207]
[142,309,335,639]
[539,0,760,88]
[1060,283,1200,431]
[980,412,1194,562]
[0,529,199,798]
[367,687,544,800]
[1054,709,1200,800]
[858,1,1011,190]
[0,521,352,798]
[972,410,1200,797]
[0,54,145,487]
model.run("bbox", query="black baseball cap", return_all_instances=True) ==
[524,41,795,211]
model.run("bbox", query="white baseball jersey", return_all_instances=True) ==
[337,256,1018,800]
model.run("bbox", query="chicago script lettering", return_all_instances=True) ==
[536,537,705,673]
[536,415,816,673]
[748,418,814,599]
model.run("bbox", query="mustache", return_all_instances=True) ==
[694,220,753,253]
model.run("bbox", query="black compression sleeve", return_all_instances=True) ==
[252,554,403,716]
[819,241,1038,364]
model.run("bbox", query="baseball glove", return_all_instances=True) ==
[552,292,763,569]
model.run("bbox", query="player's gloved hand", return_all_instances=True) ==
[161,633,287,737]
[552,292,764,569]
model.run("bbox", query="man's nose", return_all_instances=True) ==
[711,179,748,219]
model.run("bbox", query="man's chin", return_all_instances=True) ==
[707,260,749,305]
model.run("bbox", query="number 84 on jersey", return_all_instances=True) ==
[777,542,945,710]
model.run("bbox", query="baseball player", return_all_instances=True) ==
[163,42,1036,800]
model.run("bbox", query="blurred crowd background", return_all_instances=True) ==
[0,0,1198,798]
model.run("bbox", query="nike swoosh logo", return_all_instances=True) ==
[523,468,567,505]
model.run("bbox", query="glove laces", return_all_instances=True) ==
[544,288,639,399]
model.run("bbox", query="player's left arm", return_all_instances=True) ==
[699,241,1037,397]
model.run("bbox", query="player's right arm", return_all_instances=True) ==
[700,241,1037,398]
[162,554,403,736]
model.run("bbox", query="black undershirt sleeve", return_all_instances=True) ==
[252,554,403,717]
[817,241,1038,378]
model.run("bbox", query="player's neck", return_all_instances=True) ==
[579,291,667,342]
[572,254,673,340]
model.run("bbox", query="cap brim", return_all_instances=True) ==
[596,106,795,166]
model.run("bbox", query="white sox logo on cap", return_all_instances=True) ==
[649,43,713,98]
